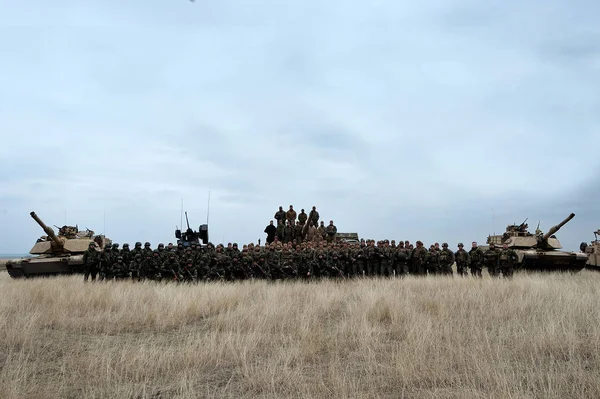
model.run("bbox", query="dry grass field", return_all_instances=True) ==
[1,272,599,398]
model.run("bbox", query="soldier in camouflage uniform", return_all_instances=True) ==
[274,206,286,225]
[483,242,500,277]
[325,220,337,243]
[308,206,319,227]
[131,242,143,259]
[121,243,131,264]
[439,243,455,275]
[98,245,113,281]
[410,241,428,275]
[498,243,518,278]
[142,242,153,256]
[286,205,297,225]
[129,253,143,281]
[163,253,181,282]
[180,258,197,283]
[468,241,484,278]
[298,209,308,225]
[454,243,470,276]
[110,256,130,280]
[395,241,409,276]
[83,242,100,282]
[426,245,440,275]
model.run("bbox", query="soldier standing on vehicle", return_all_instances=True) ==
[498,243,518,278]
[286,205,297,225]
[298,209,308,225]
[308,206,319,227]
[274,206,286,225]
[455,243,470,276]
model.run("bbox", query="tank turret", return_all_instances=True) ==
[30,211,64,252]
[540,213,575,245]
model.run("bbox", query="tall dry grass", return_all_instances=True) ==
[0,272,599,398]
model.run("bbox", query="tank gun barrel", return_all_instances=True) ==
[30,211,63,247]
[542,213,575,242]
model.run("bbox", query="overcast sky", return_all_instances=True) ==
[1,0,599,254]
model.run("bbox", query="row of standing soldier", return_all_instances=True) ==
[265,205,338,244]
[82,238,518,282]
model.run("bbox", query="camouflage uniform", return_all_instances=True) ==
[298,209,308,225]
[483,243,500,277]
[454,243,470,276]
[325,222,337,243]
[274,207,286,225]
[439,243,455,275]
[82,242,100,281]
[498,245,518,278]
[409,242,427,275]
[468,243,484,277]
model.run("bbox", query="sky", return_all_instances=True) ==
[0,0,599,254]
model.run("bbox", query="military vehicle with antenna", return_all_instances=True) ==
[175,211,209,247]
[485,213,588,272]
[5,211,112,279]
[580,229,600,270]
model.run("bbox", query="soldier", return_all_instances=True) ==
[131,242,143,259]
[294,222,304,243]
[98,245,113,281]
[454,243,470,276]
[426,245,440,275]
[142,242,153,255]
[317,221,326,241]
[283,221,294,243]
[129,253,143,281]
[274,206,286,225]
[111,256,130,280]
[180,258,197,283]
[325,220,337,243]
[439,243,455,275]
[286,205,297,225]
[276,220,285,241]
[308,206,319,227]
[163,253,181,282]
[298,209,308,225]
[118,243,129,262]
[468,241,484,277]
[395,241,409,276]
[483,242,500,277]
[498,243,518,278]
[83,242,100,282]
[264,220,277,244]
[409,241,428,275]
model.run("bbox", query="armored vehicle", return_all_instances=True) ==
[335,233,360,244]
[5,211,112,279]
[485,213,588,272]
[175,212,209,247]
[580,230,600,270]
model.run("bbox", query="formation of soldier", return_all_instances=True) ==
[264,205,339,244]
[81,237,519,283]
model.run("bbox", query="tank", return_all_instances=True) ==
[175,212,209,247]
[335,233,360,244]
[4,211,112,279]
[485,213,588,272]
[580,229,600,270]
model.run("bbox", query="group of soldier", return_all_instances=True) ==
[80,204,518,282]
[264,205,339,244]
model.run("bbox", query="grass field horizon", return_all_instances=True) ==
[1,271,599,398]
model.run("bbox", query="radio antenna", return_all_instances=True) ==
[206,190,211,225]
[180,198,184,233]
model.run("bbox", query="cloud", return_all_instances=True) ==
[1,0,599,254]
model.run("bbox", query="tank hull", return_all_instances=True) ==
[586,252,600,271]
[518,250,588,272]
[5,255,85,278]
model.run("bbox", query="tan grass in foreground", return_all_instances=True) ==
[1,272,599,398]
